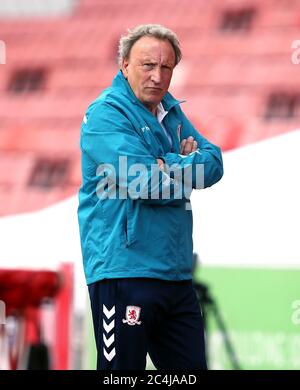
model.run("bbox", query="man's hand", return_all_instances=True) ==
[157,158,165,171]
[157,136,198,169]
[180,136,198,155]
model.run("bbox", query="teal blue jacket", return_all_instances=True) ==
[78,71,223,284]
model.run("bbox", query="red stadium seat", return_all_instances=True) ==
[0,0,299,215]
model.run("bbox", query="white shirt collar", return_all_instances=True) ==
[156,102,169,124]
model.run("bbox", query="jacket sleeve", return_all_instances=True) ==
[80,101,187,206]
[162,108,224,189]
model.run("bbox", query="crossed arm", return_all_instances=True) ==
[81,102,223,205]
[157,136,198,168]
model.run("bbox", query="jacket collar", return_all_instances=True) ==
[111,70,184,112]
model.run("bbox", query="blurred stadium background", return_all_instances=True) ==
[0,0,300,370]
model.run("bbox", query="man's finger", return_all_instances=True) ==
[184,136,194,154]
[180,139,187,154]
[156,158,164,171]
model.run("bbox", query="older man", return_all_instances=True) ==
[78,24,223,370]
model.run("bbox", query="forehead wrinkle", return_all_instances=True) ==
[139,53,174,68]
[132,38,175,66]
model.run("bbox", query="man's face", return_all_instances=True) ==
[122,36,176,114]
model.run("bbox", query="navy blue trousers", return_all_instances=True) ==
[88,278,207,370]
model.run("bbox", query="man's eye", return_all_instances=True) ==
[143,63,154,69]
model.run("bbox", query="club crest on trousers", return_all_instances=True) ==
[122,306,142,326]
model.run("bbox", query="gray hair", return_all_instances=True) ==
[118,24,182,68]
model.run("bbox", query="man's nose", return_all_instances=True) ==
[150,67,162,84]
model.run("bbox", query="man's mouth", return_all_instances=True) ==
[145,87,163,92]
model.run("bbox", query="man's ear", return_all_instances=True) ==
[122,58,129,79]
